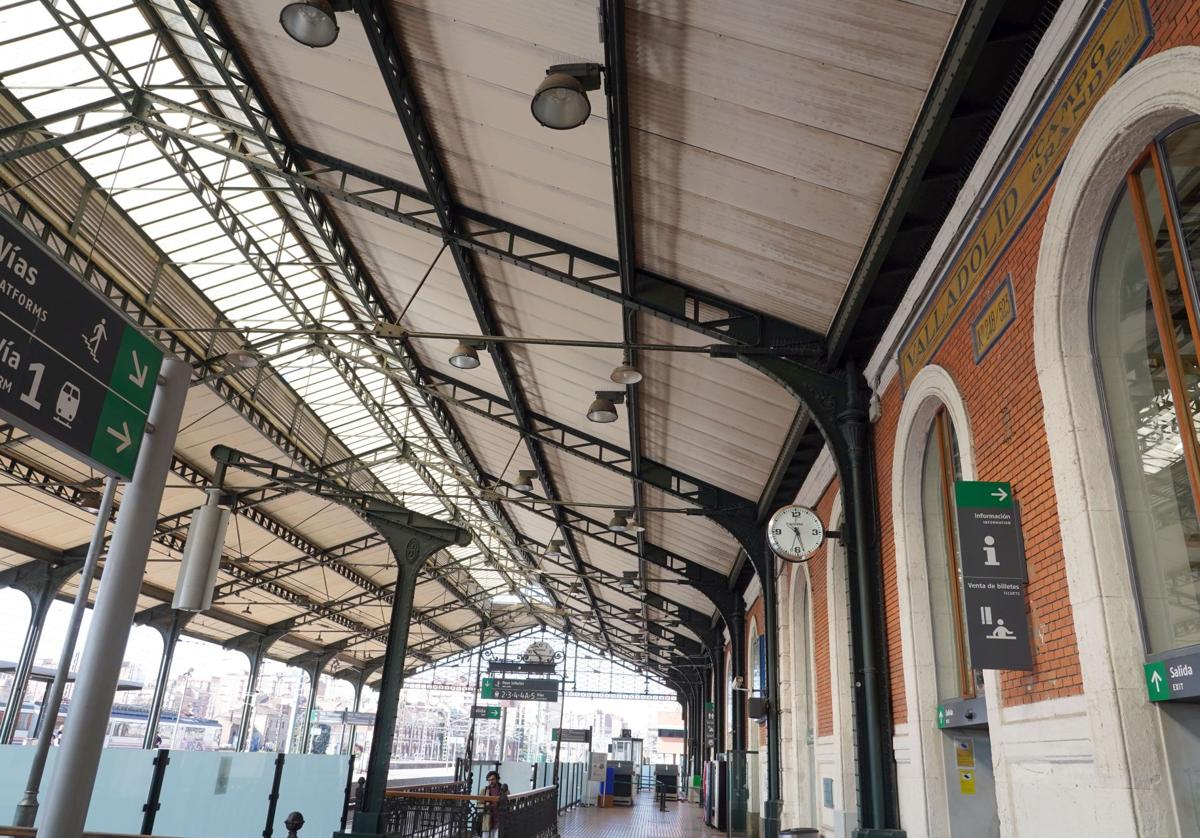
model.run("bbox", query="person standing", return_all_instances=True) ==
[480,770,508,837]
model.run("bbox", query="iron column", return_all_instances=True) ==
[38,358,190,838]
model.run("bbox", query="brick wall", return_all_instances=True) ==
[870,0,1200,711]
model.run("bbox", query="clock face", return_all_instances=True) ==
[767,505,825,560]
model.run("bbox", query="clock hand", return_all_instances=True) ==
[790,526,803,551]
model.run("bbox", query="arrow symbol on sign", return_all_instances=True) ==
[991,486,1008,502]
[1151,670,1164,690]
[106,422,132,453]
[129,351,148,389]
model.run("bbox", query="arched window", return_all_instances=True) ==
[921,408,973,699]
[1096,121,1200,655]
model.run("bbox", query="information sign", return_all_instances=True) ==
[1144,653,1200,702]
[0,211,163,478]
[488,660,556,675]
[471,705,502,720]
[552,728,591,743]
[314,710,375,726]
[588,752,607,782]
[954,481,1034,671]
[480,677,559,702]
[704,701,715,747]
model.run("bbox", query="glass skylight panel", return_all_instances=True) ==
[0,0,549,617]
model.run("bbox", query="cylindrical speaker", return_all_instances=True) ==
[172,492,230,612]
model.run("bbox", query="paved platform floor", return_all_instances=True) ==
[559,795,722,837]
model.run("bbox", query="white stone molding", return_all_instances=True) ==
[891,364,975,838]
[1032,46,1200,838]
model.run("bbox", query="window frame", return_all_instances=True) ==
[1092,118,1200,658]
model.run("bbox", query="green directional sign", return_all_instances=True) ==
[954,480,1013,508]
[0,210,164,479]
[471,705,501,720]
[480,676,559,702]
[1145,662,1169,702]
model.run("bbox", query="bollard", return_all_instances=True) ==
[284,811,305,837]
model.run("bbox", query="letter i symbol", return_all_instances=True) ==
[983,535,999,567]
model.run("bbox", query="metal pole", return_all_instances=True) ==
[37,359,189,838]
[300,662,322,754]
[840,363,893,833]
[551,637,569,787]
[351,558,421,835]
[13,475,118,826]
[731,601,747,751]
[169,669,193,748]
[463,628,484,784]
[762,549,782,838]
[141,612,186,748]
[237,652,264,751]
[497,707,508,764]
[0,584,56,744]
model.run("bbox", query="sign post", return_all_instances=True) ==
[954,481,1034,671]
[0,211,164,478]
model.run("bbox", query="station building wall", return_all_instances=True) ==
[749,0,1200,835]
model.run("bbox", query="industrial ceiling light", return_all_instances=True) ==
[609,363,642,385]
[607,510,630,533]
[625,518,645,534]
[225,346,260,369]
[513,469,537,492]
[531,63,603,130]
[279,0,351,48]
[544,539,565,559]
[78,489,104,513]
[449,341,481,369]
[586,390,625,423]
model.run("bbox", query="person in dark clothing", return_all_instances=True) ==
[480,770,508,837]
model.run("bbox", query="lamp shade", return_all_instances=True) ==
[280,0,340,48]
[586,394,619,423]
[449,342,481,369]
[173,493,231,612]
[226,347,260,369]
[544,539,565,559]
[607,511,629,533]
[531,72,592,129]
[513,469,537,492]
[610,363,643,385]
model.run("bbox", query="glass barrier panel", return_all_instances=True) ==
[0,744,47,825]
[274,754,349,837]
[497,760,532,792]
[85,747,157,833]
[154,751,279,838]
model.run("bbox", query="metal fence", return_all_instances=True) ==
[370,784,560,838]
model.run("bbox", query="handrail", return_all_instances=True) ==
[0,829,184,838]
[384,783,557,803]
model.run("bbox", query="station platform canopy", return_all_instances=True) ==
[0,0,1053,689]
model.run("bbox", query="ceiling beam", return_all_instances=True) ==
[353,0,614,653]
[417,366,754,512]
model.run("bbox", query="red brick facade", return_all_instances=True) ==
[740,0,1200,733]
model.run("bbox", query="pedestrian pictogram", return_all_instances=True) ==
[83,318,108,363]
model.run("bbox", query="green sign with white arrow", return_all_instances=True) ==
[1143,654,1200,703]
[0,210,164,479]
[1145,662,1169,702]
